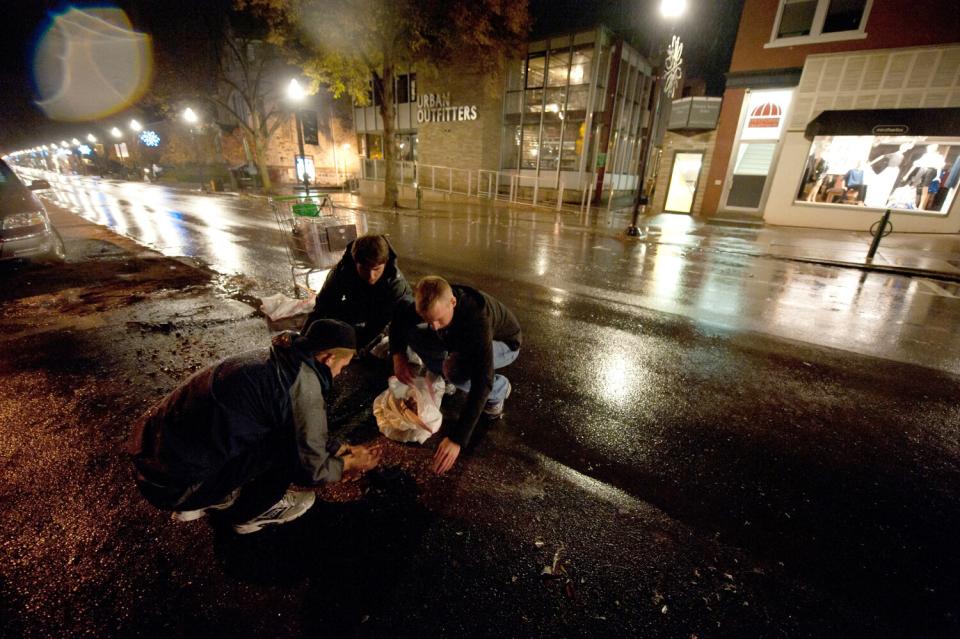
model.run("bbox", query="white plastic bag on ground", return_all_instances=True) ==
[373,375,445,444]
[259,292,316,321]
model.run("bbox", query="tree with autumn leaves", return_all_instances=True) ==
[236,0,529,207]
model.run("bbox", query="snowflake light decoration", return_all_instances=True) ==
[663,35,684,97]
[139,130,161,147]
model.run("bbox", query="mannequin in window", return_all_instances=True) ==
[842,161,867,203]
[901,144,946,209]
[865,142,913,208]
[803,140,830,201]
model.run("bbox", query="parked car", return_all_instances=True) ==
[0,160,65,263]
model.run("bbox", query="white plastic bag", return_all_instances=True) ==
[373,375,446,444]
[259,292,316,321]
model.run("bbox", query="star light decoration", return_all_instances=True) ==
[139,130,161,147]
[663,35,684,97]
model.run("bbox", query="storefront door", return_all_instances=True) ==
[663,151,703,213]
[721,89,794,215]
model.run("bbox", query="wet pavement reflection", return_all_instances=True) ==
[38,172,960,375]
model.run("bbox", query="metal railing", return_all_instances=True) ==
[361,159,639,214]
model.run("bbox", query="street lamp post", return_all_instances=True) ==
[627,0,686,237]
[287,79,310,197]
[182,107,207,191]
[109,127,126,174]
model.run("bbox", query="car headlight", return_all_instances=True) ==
[2,211,47,230]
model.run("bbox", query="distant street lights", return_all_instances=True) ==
[626,0,687,237]
[287,79,310,196]
[129,119,142,132]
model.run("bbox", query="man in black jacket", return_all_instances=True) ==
[391,276,521,474]
[130,319,380,535]
[302,234,412,353]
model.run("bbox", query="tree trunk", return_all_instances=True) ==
[250,132,273,194]
[377,59,398,208]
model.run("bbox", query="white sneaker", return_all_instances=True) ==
[232,490,316,535]
[171,488,241,522]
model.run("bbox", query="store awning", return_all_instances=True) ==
[803,108,960,140]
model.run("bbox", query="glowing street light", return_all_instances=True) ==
[129,119,142,132]
[71,138,81,146]
[287,78,306,102]
[660,0,687,18]
[182,107,199,124]
[86,133,97,143]
[110,127,122,138]
[60,141,70,148]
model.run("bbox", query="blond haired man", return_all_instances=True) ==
[390,276,521,474]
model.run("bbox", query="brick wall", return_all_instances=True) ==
[651,128,718,216]
[265,113,358,183]
[417,64,505,174]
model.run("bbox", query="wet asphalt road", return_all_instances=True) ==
[2,173,959,636]
[37,171,960,374]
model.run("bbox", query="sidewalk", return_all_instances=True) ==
[331,190,960,282]
[43,164,960,283]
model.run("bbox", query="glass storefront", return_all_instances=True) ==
[501,38,597,175]
[797,136,960,214]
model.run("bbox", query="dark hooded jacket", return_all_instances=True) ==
[130,332,343,506]
[302,238,412,347]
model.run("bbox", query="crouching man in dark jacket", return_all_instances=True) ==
[129,319,380,535]
[302,234,412,353]
[391,276,521,475]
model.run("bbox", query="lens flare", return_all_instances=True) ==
[33,7,153,122]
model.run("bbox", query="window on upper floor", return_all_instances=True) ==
[769,0,872,47]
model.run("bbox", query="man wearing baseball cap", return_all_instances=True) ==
[129,319,380,535]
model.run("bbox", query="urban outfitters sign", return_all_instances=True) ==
[417,93,477,124]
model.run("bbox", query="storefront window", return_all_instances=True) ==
[560,119,585,172]
[567,85,589,113]
[525,54,545,89]
[520,124,540,170]
[570,46,593,85]
[539,123,561,171]
[365,133,383,160]
[525,88,544,113]
[544,88,566,119]
[797,136,960,214]
[547,48,570,87]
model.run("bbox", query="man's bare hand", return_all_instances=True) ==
[393,353,416,385]
[340,444,381,474]
[433,437,461,475]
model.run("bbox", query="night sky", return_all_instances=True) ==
[0,0,743,151]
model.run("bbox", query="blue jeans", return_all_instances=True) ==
[405,324,519,405]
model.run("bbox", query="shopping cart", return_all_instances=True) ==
[271,193,368,296]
